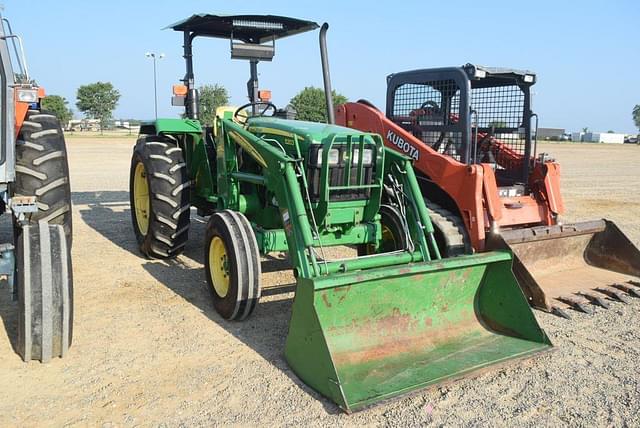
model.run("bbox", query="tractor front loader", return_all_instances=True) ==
[337,65,640,318]
[0,14,73,362]
[129,15,551,412]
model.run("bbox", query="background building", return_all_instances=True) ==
[537,128,565,140]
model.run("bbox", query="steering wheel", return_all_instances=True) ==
[420,100,442,114]
[234,102,277,124]
[409,100,443,120]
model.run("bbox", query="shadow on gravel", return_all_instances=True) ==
[77,190,340,413]
[0,290,18,356]
[74,191,140,257]
[0,213,18,356]
[143,259,339,414]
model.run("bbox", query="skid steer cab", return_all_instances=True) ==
[0,14,73,362]
[129,14,551,412]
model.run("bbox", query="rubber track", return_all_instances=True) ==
[425,200,471,257]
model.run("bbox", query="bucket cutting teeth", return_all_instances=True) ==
[579,292,610,309]
[596,287,631,304]
[612,283,640,298]
[551,306,571,319]
[557,296,593,314]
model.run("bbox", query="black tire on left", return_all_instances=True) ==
[15,109,73,246]
[16,223,73,362]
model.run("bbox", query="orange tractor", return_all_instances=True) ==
[0,15,73,361]
[337,64,640,317]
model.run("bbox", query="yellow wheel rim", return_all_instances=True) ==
[381,224,396,248]
[133,162,150,235]
[209,236,230,298]
[367,224,397,254]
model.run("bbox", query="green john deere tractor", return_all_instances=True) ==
[129,14,552,412]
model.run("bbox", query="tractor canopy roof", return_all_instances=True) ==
[167,13,319,44]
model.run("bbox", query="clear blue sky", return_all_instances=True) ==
[6,0,640,133]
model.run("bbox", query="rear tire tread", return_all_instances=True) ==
[130,135,190,259]
[16,110,73,245]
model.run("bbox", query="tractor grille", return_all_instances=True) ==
[391,80,465,162]
[306,145,375,202]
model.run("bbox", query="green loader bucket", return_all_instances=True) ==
[285,251,552,412]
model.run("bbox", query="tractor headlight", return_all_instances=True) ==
[316,148,340,166]
[16,88,38,103]
[352,148,373,166]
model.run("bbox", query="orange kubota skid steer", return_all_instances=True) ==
[337,64,640,318]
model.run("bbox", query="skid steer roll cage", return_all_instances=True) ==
[386,64,538,184]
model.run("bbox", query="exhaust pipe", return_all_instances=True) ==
[319,23,335,124]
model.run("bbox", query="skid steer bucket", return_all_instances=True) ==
[494,219,640,317]
[284,251,551,412]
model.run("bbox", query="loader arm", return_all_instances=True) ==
[214,116,552,412]
[217,117,442,277]
[338,101,488,248]
[337,101,565,250]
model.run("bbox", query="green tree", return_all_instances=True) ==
[76,82,120,133]
[197,84,229,126]
[582,127,589,133]
[289,87,348,123]
[41,95,73,126]
[633,104,640,132]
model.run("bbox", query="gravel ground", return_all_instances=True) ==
[0,138,639,426]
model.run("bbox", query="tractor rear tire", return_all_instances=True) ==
[15,110,72,246]
[129,136,190,258]
[16,223,73,362]
[205,210,261,321]
[358,204,408,255]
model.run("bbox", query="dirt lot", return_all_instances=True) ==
[0,139,639,426]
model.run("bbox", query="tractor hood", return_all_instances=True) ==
[247,117,367,144]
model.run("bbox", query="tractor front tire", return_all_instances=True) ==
[129,136,191,258]
[17,223,73,362]
[15,110,72,245]
[205,210,261,321]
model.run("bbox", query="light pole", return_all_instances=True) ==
[145,52,165,120]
